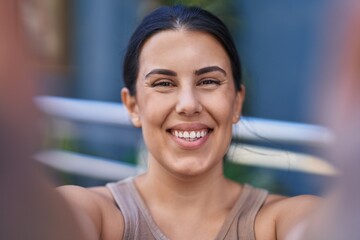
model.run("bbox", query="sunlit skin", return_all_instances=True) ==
[122,30,244,181]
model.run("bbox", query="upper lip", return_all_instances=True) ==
[167,123,212,131]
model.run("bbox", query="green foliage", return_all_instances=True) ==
[158,0,240,32]
[223,159,290,195]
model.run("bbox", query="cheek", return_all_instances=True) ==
[205,92,236,122]
[137,92,174,129]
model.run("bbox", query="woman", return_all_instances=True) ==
[58,5,319,240]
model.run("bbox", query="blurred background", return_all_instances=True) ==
[22,0,338,196]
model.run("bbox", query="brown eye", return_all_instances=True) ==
[198,79,221,86]
[152,81,175,87]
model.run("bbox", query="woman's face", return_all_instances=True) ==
[122,30,244,178]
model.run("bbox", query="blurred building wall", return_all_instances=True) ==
[236,0,330,123]
[71,0,139,102]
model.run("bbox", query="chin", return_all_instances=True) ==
[166,158,220,179]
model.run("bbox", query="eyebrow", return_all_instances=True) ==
[145,69,177,78]
[194,66,227,76]
[144,65,227,79]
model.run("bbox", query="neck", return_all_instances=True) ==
[134,157,243,240]
[135,158,237,208]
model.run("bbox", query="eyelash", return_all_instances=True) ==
[152,80,175,87]
[198,79,221,86]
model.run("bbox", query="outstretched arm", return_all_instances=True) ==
[255,194,321,240]
[0,1,97,239]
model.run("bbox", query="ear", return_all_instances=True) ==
[121,88,141,127]
[232,84,246,124]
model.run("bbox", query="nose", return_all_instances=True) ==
[175,87,202,116]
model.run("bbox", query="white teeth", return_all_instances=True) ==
[183,131,189,138]
[171,129,209,141]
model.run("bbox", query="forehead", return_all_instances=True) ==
[138,30,231,73]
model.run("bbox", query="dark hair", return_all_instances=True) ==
[123,5,242,95]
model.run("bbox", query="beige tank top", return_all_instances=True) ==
[106,178,268,240]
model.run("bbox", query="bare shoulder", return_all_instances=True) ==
[255,192,321,240]
[57,185,124,240]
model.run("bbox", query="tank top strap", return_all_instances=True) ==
[216,184,268,240]
[106,178,168,240]
[106,178,139,239]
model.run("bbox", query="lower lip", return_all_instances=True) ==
[169,131,211,150]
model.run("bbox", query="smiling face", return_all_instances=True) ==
[122,30,244,178]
